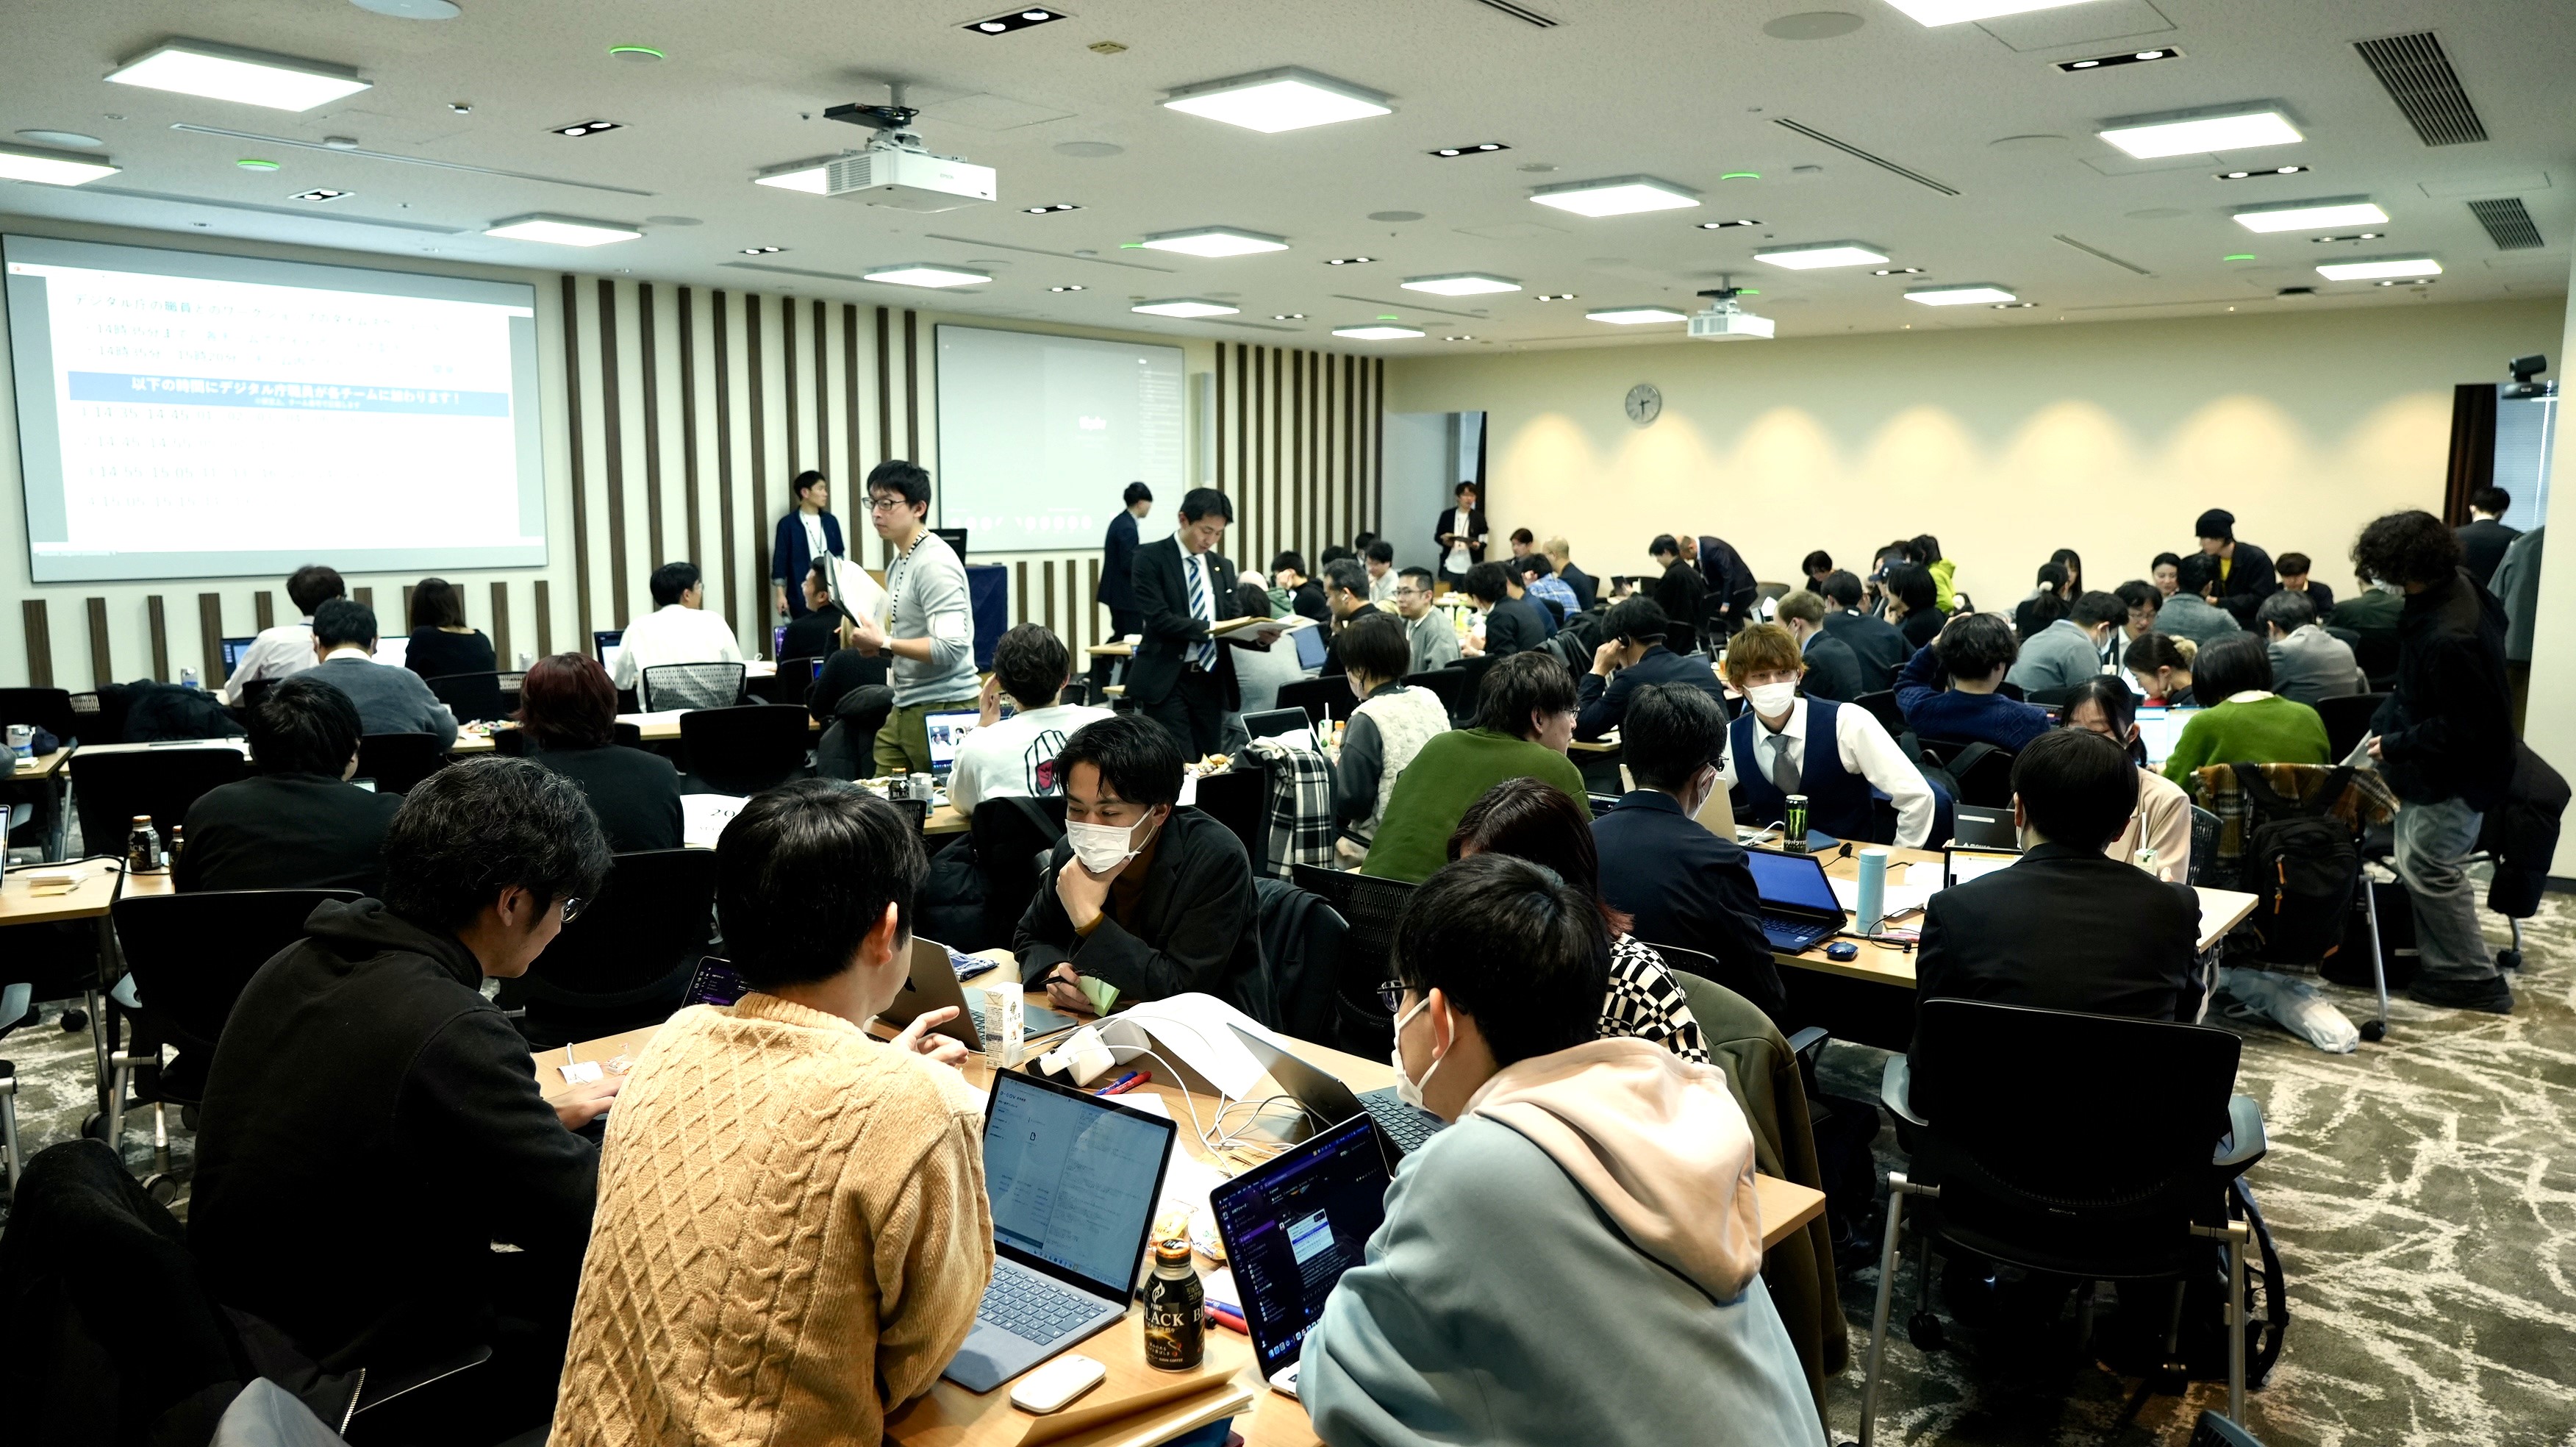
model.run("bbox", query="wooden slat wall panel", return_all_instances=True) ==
[199,594,224,687]
[680,287,704,568]
[256,592,274,631]
[640,282,665,568]
[490,582,512,668]
[22,601,50,689]
[747,295,768,629]
[87,598,111,687]
[904,310,922,462]
[843,304,861,496]
[598,278,629,624]
[814,299,831,480]
[781,297,800,479]
[563,275,593,641]
[354,587,373,611]
[147,596,169,681]
[1199,345,1383,582]
[535,579,554,657]
[714,290,737,640]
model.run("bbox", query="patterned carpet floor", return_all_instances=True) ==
[3,893,2572,1446]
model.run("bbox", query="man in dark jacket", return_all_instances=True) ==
[2357,510,2519,1012]
[2455,486,2519,589]
[1772,589,1867,703]
[1096,482,1152,638]
[1648,535,1709,655]
[1017,714,1264,1015]
[1129,487,1250,758]
[1816,570,1907,690]
[1271,551,1332,624]
[1591,684,1782,1021]
[1910,729,2201,1079]
[188,757,613,1442]
[1460,562,1550,659]
[2196,507,2279,626]
[176,675,401,895]
[1687,533,1761,637]
[1576,596,1726,740]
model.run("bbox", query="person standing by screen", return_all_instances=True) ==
[1098,482,1153,639]
[770,470,844,623]
[1435,482,1486,587]
[849,461,980,776]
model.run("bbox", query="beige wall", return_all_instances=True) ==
[1383,300,2562,606]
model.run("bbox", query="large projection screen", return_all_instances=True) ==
[934,325,1183,554]
[4,235,547,582]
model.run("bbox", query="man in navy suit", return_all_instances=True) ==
[1575,596,1726,741]
[770,470,844,622]
[1130,487,1252,758]
[1097,482,1153,639]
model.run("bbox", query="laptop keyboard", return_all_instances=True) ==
[978,1262,1098,1345]
[1356,1087,1446,1152]
[1762,915,1831,946]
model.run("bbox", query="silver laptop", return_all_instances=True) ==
[877,938,1081,1049]
[942,1069,1177,1392]
[1241,707,1317,746]
[1229,1024,1446,1167]
[2133,705,2203,769]
[923,710,979,779]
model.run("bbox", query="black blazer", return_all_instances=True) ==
[1908,843,2200,1074]
[2215,541,2279,624]
[1897,606,1947,650]
[1128,536,1244,708]
[527,743,684,854]
[1589,790,1783,1021]
[1013,807,1265,1014]
[2456,518,2519,588]
[1287,579,1330,624]
[1797,630,1867,703]
[175,773,404,896]
[1560,562,1599,611]
[779,609,841,664]
[1435,505,1486,567]
[403,629,495,682]
[1098,510,1142,611]
[1696,536,1759,621]
[1653,562,1709,653]
[1821,609,1908,690]
[1481,596,1550,657]
[1575,643,1726,741]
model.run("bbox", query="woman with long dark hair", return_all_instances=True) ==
[515,652,682,853]
[403,576,496,681]
[2060,676,2191,880]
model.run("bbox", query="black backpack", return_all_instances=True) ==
[2230,763,2361,967]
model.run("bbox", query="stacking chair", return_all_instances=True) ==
[677,704,810,796]
[354,732,449,795]
[2313,692,2385,764]
[1403,668,1473,725]
[107,890,359,1193]
[972,795,1067,952]
[423,670,509,724]
[1274,676,1353,729]
[640,661,745,712]
[1290,864,1416,1057]
[69,745,247,847]
[501,849,717,1048]
[1859,1001,2267,1445]
[0,686,79,745]
[1850,689,1907,738]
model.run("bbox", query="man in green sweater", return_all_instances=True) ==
[1362,652,1586,883]
[2159,634,2330,786]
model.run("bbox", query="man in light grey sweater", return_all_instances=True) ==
[2006,590,2123,696]
[2259,590,2367,705]
[2156,554,2245,646]
[1392,566,1460,675]
[848,460,979,775]
[306,599,459,750]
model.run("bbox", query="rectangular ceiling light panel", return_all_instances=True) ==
[107,40,371,112]
[2315,256,2441,281]
[1162,68,1392,134]
[1138,227,1289,257]
[2233,197,2387,232]
[0,143,121,186]
[1880,0,2101,24]
[1131,299,1240,317]
[1905,284,2017,305]
[1755,241,1890,269]
[1400,274,1520,295]
[1332,324,1423,339]
[865,263,993,288]
[2098,107,2303,159]
[1529,175,1700,217]
[482,215,642,246]
[1586,307,1686,324]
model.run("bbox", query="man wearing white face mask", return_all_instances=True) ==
[1012,714,1264,1017]
[1573,596,1726,743]
[1589,685,1784,1023]
[1300,854,1828,1447]
[1718,624,1933,849]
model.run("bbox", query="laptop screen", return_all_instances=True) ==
[1744,847,1842,915]
[923,711,978,773]
[1293,625,1329,670]
[220,636,256,672]
[1209,1115,1390,1377]
[2134,706,2201,768]
[593,629,625,680]
[983,1071,1175,1297]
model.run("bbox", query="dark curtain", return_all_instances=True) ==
[2444,382,2497,524]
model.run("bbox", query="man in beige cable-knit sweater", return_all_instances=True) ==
[553,782,995,1445]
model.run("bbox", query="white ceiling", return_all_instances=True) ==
[2,0,2569,352]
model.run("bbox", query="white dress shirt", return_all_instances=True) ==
[222,619,317,704]
[1369,568,1399,604]
[946,701,1117,814]
[1717,696,1934,848]
[609,604,743,690]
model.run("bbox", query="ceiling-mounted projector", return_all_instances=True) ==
[820,101,996,212]
[1689,286,1773,341]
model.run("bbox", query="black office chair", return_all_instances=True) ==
[2025,684,2080,709]
[972,795,1067,953]
[495,849,716,1048]
[1915,736,2017,809]
[1187,768,1270,873]
[640,662,746,713]
[0,982,32,1192]
[1403,668,1473,725]
[354,732,450,795]
[1290,865,1416,1057]
[234,679,276,715]
[1251,876,1345,1039]
[68,746,248,848]
[678,704,811,796]
[1858,1001,2268,1446]
[107,890,360,1193]
[816,685,894,782]
[2314,691,2386,764]
[1274,676,1353,729]
[1850,689,1907,738]
[423,671,509,724]
[0,687,78,746]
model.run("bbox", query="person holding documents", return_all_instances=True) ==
[770,469,844,622]
[1129,487,1272,758]
[847,460,979,776]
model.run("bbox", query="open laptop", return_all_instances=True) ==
[593,629,625,679]
[2133,706,2202,769]
[1229,1024,1446,1165]
[876,938,1081,1048]
[923,710,979,779]
[1950,801,2017,848]
[1942,845,2022,889]
[1292,624,1330,671]
[1742,846,1850,953]
[1209,1114,1392,1401]
[1242,707,1317,748]
[943,1068,1176,1393]
[219,636,256,676]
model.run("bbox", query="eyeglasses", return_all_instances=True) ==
[558,896,586,925]
[1377,979,1412,1015]
[867,496,910,513]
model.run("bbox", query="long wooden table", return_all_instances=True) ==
[543,951,1827,1447]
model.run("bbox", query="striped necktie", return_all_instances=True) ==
[1187,551,1217,670]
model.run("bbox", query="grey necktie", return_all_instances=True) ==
[1766,729,1800,796]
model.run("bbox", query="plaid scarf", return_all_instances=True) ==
[1247,739,1337,879]
[2187,762,2399,871]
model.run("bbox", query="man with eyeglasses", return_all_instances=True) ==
[848,459,981,776]
[1392,565,1460,674]
[189,757,615,1442]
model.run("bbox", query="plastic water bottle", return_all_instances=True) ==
[180,666,200,690]
[1856,848,1889,935]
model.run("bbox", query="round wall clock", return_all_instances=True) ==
[1625,382,1662,426]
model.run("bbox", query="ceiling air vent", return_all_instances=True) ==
[1467,0,1557,26]
[2468,197,2544,251]
[2353,32,2488,146]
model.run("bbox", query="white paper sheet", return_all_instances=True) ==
[681,793,748,850]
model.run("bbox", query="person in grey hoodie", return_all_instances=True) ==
[1299,854,1826,1447]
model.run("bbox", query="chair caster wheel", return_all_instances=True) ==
[1907,1311,1944,1352]
[61,1009,87,1033]
[2497,949,2522,972]
[142,1173,179,1204]
[2359,1019,2387,1043]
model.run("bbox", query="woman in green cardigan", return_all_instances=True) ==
[2161,633,2330,786]
[1362,652,1586,883]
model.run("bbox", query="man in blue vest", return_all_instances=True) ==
[1719,624,1935,848]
